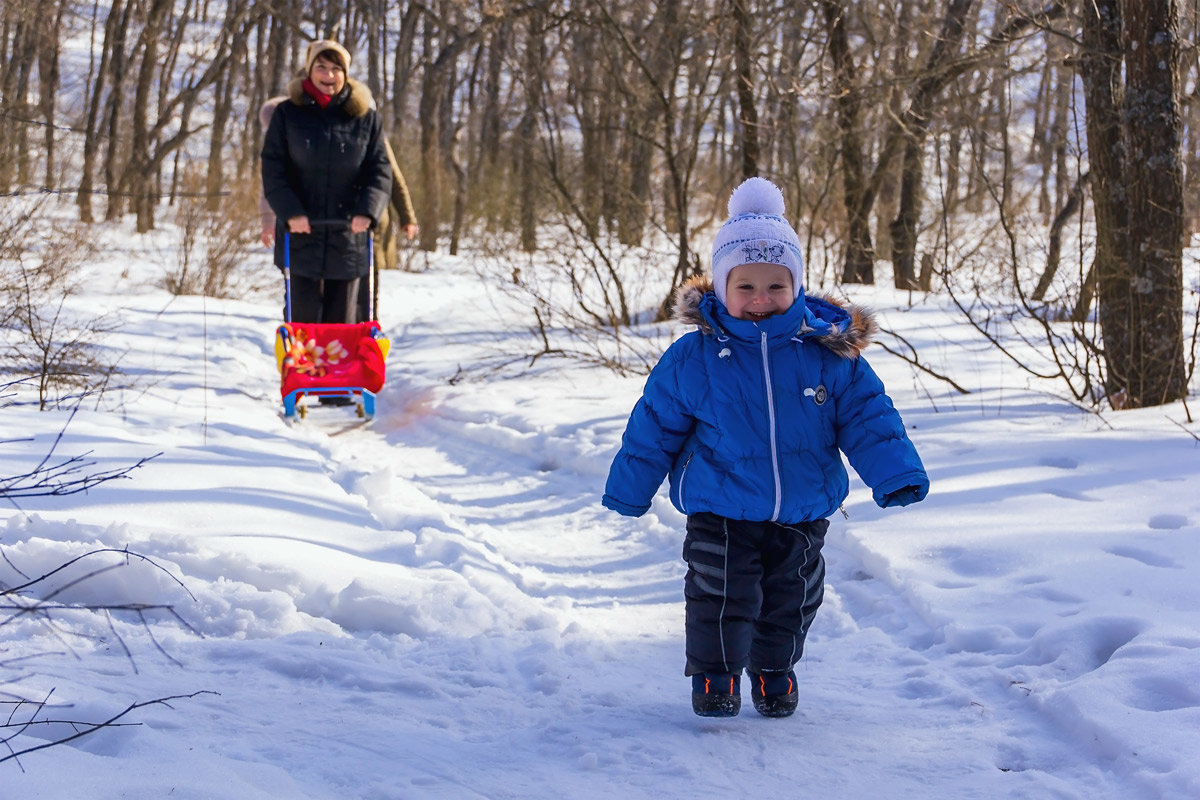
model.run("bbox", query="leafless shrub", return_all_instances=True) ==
[161,171,267,299]
[473,220,677,378]
[1,405,159,507]
[2,690,215,770]
[0,201,123,410]
[933,144,1107,408]
[163,198,249,298]
[0,546,195,659]
[0,411,196,771]
[0,545,207,771]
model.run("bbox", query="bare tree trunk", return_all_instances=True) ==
[886,1,1065,289]
[1117,0,1186,406]
[616,0,681,246]
[266,12,290,94]
[888,0,974,290]
[478,20,510,185]
[1051,45,1072,218]
[77,0,125,222]
[518,10,545,252]
[417,31,449,253]
[102,0,134,221]
[572,16,605,238]
[1032,172,1089,302]
[417,14,477,253]
[0,3,39,191]
[821,0,874,284]
[1187,99,1200,237]
[1033,46,1053,218]
[390,2,420,139]
[37,0,64,189]
[363,0,381,99]
[126,0,173,231]
[103,0,251,230]
[732,0,758,180]
[1034,33,1071,221]
[242,14,270,180]
[1080,0,1130,396]
[416,4,523,252]
[1183,0,1200,237]
[874,0,913,263]
[206,46,236,211]
[449,124,467,255]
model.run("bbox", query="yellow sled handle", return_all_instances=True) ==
[274,325,291,372]
[373,327,391,361]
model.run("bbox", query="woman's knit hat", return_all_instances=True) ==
[305,39,352,75]
[710,177,804,308]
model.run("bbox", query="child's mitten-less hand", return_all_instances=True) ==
[879,485,926,508]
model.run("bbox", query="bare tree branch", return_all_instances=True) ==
[1,408,159,506]
[1,690,218,770]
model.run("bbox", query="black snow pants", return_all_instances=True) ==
[682,511,828,676]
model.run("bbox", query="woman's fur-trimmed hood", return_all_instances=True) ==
[673,275,877,359]
[286,76,375,118]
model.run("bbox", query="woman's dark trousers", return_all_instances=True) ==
[290,276,361,324]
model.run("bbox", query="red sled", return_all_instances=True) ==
[275,321,389,418]
[275,222,388,419]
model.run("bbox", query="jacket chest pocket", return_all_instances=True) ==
[285,126,322,170]
[331,128,368,162]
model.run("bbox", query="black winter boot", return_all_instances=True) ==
[691,672,741,717]
[748,670,798,718]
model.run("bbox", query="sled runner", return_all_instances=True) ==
[274,221,390,419]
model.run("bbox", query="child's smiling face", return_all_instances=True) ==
[724,262,795,320]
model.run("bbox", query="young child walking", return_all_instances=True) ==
[602,177,928,718]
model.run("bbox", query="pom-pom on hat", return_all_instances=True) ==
[711,177,804,308]
[305,39,352,75]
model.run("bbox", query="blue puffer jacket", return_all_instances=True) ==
[603,278,928,523]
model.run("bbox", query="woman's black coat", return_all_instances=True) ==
[261,78,392,280]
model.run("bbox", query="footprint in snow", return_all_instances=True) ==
[1147,513,1188,530]
[1105,545,1182,569]
[1037,455,1079,470]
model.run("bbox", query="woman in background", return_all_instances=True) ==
[261,39,391,325]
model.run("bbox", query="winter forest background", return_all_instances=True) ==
[3,0,1200,792]
[1,0,1197,407]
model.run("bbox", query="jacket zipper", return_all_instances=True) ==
[760,331,782,521]
[674,452,693,514]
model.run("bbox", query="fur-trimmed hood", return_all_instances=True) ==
[286,76,375,118]
[672,276,877,359]
[603,278,927,525]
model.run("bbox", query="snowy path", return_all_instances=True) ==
[5,248,1197,799]
[267,398,1130,799]
[235,265,1145,799]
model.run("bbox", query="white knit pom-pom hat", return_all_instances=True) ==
[710,177,804,308]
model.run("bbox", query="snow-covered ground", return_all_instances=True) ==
[3,220,1199,799]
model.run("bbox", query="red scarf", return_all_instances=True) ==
[302,78,332,108]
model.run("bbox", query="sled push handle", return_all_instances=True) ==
[283,219,376,323]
